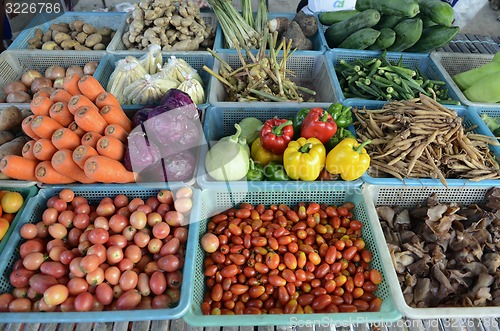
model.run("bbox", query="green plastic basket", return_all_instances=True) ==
[0,185,38,254]
[183,186,402,327]
[0,183,200,323]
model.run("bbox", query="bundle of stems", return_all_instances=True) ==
[254,0,268,35]
[204,31,316,102]
[241,0,254,28]
[207,0,260,49]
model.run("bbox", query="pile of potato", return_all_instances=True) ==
[28,21,115,51]
[0,106,30,177]
[1,62,98,104]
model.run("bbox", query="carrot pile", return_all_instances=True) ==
[0,75,136,184]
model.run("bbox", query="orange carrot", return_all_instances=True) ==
[21,140,37,160]
[74,106,107,135]
[95,92,121,109]
[51,149,95,184]
[81,131,103,148]
[0,155,38,181]
[84,155,136,183]
[30,96,54,117]
[96,136,125,161]
[51,128,81,150]
[35,161,75,184]
[77,75,105,102]
[22,115,40,140]
[72,145,98,169]
[33,90,52,99]
[63,73,82,96]
[49,102,73,127]
[105,124,128,143]
[50,89,72,104]
[99,105,132,133]
[68,95,99,115]
[30,116,63,140]
[68,121,86,137]
[33,138,58,161]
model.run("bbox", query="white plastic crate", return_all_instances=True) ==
[107,12,217,54]
[363,184,500,319]
[208,52,337,108]
[0,51,105,101]
[431,52,498,108]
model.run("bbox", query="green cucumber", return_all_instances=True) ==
[355,0,420,18]
[319,10,359,25]
[406,25,459,53]
[324,9,381,47]
[387,18,423,52]
[418,0,454,27]
[338,28,381,49]
[367,28,396,50]
[419,14,439,28]
[374,14,403,29]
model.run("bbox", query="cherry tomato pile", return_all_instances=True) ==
[200,201,383,315]
[0,187,194,313]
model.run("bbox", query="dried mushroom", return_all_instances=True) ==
[377,187,500,307]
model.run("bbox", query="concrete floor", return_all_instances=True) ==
[7,0,500,38]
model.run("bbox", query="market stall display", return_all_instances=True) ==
[0,185,199,322]
[0,1,499,327]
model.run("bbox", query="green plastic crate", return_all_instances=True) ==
[183,186,402,327]
[0,185,38,254]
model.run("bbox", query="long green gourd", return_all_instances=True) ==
[453,52,500,91]
[463,71,500,103]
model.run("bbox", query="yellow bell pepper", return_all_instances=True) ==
[283,137,326,181]
[251,138,283,166]
[326,138,371,181]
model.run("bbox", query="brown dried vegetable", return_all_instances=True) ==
[377,188,500,308]
[354,94,500,185]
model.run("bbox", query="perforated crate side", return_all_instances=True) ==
[184,187,401,327]
[363,184,500,319]
[8,12,126,51]
[107,12,217,54]
[93,53,213,110]
[430,52,498,108]
[328,49,461,105]
[0,51,105,99]
[345,102,500,186]
[0,183,200,323]
[470,105,500,157]
[208,52,337,107]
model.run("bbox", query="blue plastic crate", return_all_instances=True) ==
[0,183,200,323]
[346,101,500,186]
[214,13,326,55]
[9,12,126,52]
[327,49,461,106]
[209,52,338,107]
[93,53,213,111]
[197,105,362,189]
[0,185,38,254]
[183,186,402,327]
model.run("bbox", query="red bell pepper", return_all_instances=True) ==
[300,108,337,144]
[260,118,294,155]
